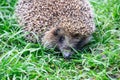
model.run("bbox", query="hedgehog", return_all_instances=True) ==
[15,0,95,59]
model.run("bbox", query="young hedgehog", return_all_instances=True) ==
[15,0,95,59]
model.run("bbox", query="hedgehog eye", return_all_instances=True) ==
[59,36,65,43]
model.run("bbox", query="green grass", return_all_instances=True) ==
[0,0,120,79]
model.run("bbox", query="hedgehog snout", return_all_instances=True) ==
[61,49,73,59]
[57,37,76,59]
[58,46,73,59]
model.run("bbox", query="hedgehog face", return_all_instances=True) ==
[42,27,82,59]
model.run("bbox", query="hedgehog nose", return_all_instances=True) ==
[62,52,72,59]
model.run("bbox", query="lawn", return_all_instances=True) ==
[0,0,120,80]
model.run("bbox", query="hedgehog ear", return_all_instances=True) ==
[53,28,60,36]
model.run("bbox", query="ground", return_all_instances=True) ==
[0,0,120,80]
